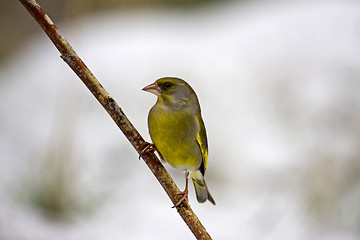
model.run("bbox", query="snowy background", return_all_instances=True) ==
[1,0,360,239]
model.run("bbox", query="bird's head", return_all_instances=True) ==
[143,77,200,110]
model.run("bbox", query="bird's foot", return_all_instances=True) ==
[172,188,189,208]
[139,142,165,162]
[139,142,155,159]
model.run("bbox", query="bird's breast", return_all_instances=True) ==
[148,106,201,171]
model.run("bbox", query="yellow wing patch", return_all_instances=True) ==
[197,133,208,169]
[196,114,208,171]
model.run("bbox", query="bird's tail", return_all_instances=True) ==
[190,170,215,205]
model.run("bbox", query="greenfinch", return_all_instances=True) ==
[142,77,215,206]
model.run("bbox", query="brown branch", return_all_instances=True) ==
[18,0,212,239]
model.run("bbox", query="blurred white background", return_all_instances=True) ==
[1,0,360,239]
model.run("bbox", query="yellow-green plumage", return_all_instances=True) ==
[143,77,215,205]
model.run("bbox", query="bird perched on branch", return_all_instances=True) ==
[142,77,215,207]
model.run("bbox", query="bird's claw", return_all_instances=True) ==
[139,142,156,160]
[172,189,189,208]
[139,142,165,162]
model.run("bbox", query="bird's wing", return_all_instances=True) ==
[195,114,208,175]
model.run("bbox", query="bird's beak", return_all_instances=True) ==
[142,82,161,96]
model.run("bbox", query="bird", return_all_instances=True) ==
[142,77,215,207]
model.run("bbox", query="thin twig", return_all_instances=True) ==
[18,0,212,239]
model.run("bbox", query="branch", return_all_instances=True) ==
[18,0,212,239]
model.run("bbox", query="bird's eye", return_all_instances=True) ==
[163,82,172,89]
